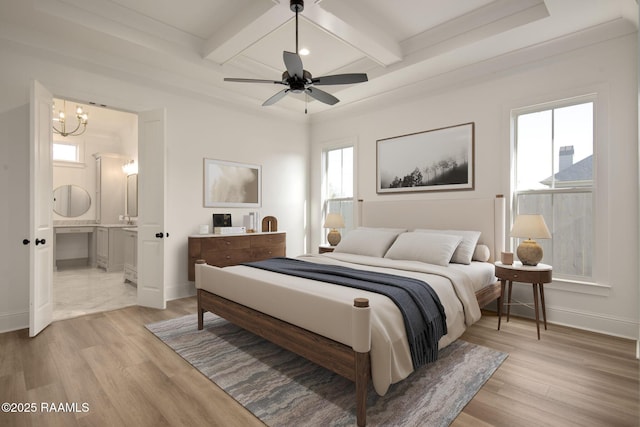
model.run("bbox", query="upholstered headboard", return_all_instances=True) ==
[360,195,505,262]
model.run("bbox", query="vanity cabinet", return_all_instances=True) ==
[97,226,125,272]
[94,153,126,224]
[123,228,137,284]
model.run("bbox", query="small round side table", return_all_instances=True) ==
[494,261,553,339]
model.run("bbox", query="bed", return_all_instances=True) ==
[195,196,505,426]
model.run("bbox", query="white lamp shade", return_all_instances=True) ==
[510,214,551,239]
[323,213,345,229]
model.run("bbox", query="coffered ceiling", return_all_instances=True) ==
[0,0,637,115]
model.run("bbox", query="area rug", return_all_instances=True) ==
[146,313,507,426]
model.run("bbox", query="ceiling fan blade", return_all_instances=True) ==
[224,78,283,84]
[262,89,289,106]
[305,87,339,105]
[283,51,304,79]
[312,73,369,85]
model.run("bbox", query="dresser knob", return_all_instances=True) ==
[513,274,518,278]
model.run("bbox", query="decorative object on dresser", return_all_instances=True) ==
[187,231,286,281]
[510,214,551,266]
[203,159,261,208]
[213,213,232,228]
[323,213,345,246]
[377,122,474,194]
[495,261,553,339]
[262,216,278,232]
[214,226,246,235]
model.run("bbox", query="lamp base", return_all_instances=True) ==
[327,229,341,246]
[517,239,543,266]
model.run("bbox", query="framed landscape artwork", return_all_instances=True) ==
[377,122,475,194]
[203,158,261,207]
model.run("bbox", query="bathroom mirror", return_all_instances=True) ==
[126,173,138,217]
[53,185,91,217]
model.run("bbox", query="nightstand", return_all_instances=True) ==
[319,245,335,254]
[495,261,553,339]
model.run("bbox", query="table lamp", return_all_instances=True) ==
[323,213,345,246]
[510,214,551,266]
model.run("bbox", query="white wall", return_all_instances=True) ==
[310,33,639,339]
[0,41,309,332]
[1,22,636,341]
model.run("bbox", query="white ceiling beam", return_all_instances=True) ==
[202,1,291,65]
[303,2,402,67]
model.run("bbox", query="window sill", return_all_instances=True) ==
[546,278,611,297]
[53,160,86,169]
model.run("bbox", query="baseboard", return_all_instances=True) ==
[55,258,90,269]
[165,282,196,301]
[0,310,28,334]
[507,304,638,341]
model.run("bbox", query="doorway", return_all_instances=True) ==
[51,97,139,321]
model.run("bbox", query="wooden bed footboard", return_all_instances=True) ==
[196,262,502,427]
[197,288,372,426]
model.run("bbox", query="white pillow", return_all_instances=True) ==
[383,232,463,266]
[472,244,491,262]
[333,229,401,258]
[414,229,481,265]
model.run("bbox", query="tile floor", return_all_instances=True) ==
[53,266,137,321]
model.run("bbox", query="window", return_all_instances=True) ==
[53,141,81,163]
[322,145,355,243]
[513,97,594,280]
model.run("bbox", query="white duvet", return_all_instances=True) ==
[195,253,492,395]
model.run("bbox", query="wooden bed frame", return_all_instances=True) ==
[196,195,505,426]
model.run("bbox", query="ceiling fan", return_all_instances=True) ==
[224,0,368,108]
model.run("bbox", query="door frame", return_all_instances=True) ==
[30,85,168,331]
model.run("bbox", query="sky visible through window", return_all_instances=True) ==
[327,146,353,198]
[52,142,79,162]
[516,102,593,190]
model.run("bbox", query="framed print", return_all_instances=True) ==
[377,122,474,194]
[203,158,261,207]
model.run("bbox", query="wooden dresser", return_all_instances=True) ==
[188,231,286,281]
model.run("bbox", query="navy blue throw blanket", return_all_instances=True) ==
[242,257,447,369]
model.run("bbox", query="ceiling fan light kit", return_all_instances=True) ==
[224,0,368,110]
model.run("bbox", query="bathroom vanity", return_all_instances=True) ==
[123,227,138,284]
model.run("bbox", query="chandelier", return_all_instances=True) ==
[52,100,89,137]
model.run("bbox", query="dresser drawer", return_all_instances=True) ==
[206,249,254,267]
[250,233,286,248]
[251,246,285,261]
[201,236,251,251]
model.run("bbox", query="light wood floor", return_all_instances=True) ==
[0,297,637,427]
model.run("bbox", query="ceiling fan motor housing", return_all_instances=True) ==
[282,70,312,93]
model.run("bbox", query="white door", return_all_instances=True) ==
[29,80,54,337]
[137,109,166,309]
